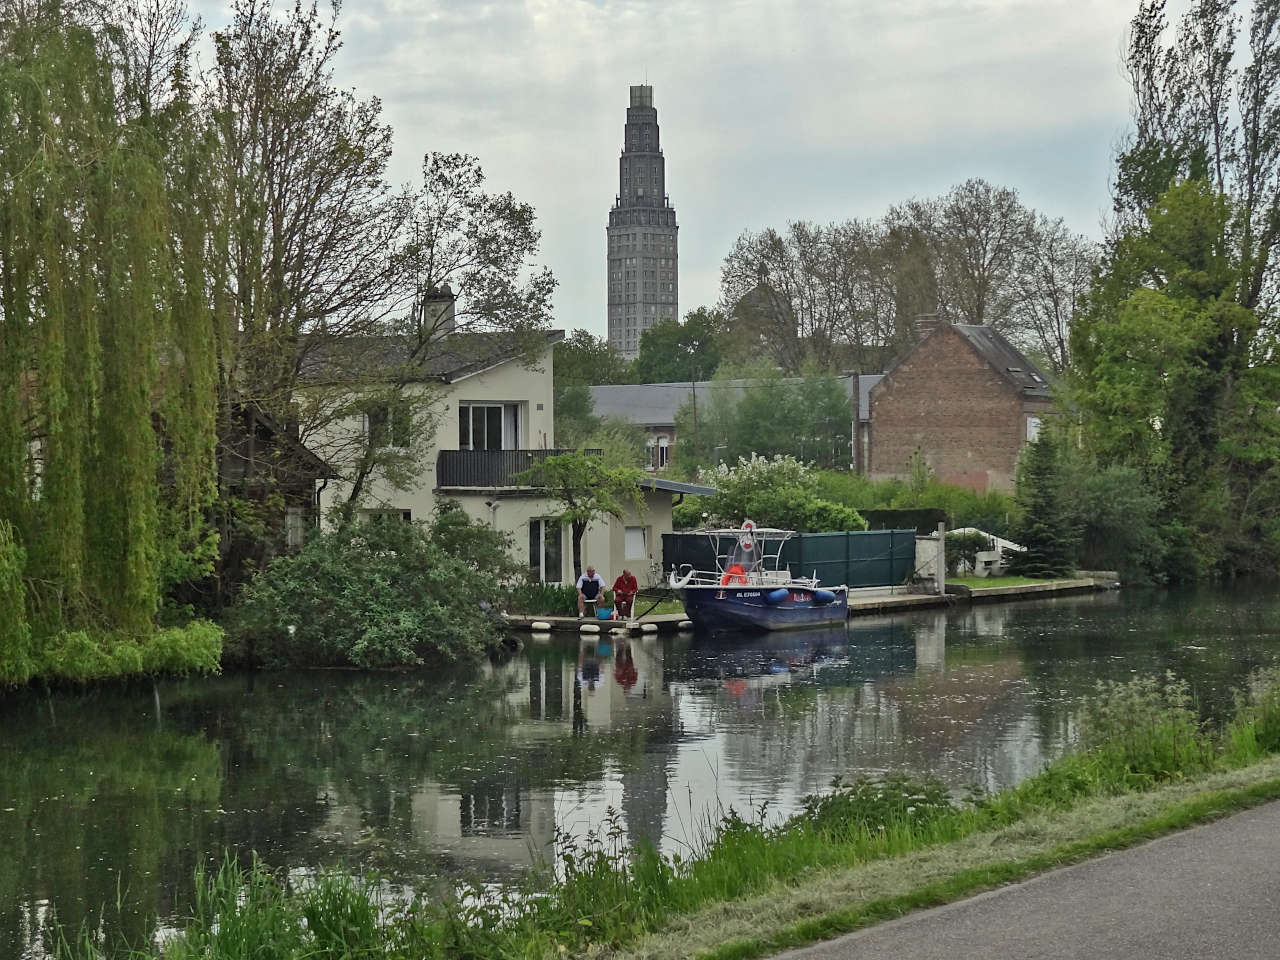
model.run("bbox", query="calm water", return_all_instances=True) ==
[5,587,1280,957]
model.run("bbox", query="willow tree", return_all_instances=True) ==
[0,9,219,667]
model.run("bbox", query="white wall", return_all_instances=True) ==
[315,343,556,524]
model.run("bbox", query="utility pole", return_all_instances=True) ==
[690,370,699,453]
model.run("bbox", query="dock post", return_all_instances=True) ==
[936,521,946,595]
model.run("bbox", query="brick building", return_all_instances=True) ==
[868,317,1053,492]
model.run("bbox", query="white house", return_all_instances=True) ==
[304,324,710,587]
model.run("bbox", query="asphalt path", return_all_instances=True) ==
[774,800,1280,960]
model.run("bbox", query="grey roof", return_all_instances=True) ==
[640,476,715,496]
[300,330,564,384]
[951,325,1052,397]
[588,374,883,428]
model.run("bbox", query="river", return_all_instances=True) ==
[4,587,1280,958]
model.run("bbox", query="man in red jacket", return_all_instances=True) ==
[612,569,639,618]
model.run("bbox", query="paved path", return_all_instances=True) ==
[776,801,1280,960]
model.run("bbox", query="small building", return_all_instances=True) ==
[588,374,882,472]
[868,317,1053,492]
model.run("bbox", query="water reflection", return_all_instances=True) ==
[6,587,1280,958]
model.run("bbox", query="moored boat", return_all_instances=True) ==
[668,521,849,632]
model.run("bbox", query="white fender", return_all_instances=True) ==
[669,567,695,588]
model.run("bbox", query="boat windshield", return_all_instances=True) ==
[727,534,762,574]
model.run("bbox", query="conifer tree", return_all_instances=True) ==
[1008,432,1077,578]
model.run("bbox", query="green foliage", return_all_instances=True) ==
[946,530,992,575]
[522,452,646,576]
[1060,457,1166,583]
[1078,674,1215,787]
[0,11,220,681]
[814,471,1016,538]
[554,383,599,448]
[675,368,853,472]
[1007,432,1077,578]
[791,774,957,840]
[1225,667,1280,764]
[1074,179,1280,580]
[508,582,579,616]
[227,518,506,669]
[428,500,523,581]
[631,308,726,384]
[0,520,33,686]
[696,455,865,532]
[554,328,632,388]
[26,622,222,685]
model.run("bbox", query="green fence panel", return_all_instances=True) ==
[662,529,917,588]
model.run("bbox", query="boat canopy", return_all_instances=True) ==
[690,521,794,576]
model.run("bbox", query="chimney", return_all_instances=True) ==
[915,313,942,341]
[422,283,456,335]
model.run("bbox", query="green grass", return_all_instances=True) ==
[950,575,1057,588]
[47,668,1280,960]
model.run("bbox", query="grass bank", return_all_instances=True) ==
[49,670,1280,960]
[948,575,1055,588]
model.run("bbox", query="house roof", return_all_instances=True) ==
[640,476,716,497]
[588,374,883,428]
[299,329,565,385]
[951,325,1052,398]
[872,323,1052,401]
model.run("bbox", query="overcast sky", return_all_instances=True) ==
[197,0,1140,338]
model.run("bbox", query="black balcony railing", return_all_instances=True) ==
[436,449,602,488]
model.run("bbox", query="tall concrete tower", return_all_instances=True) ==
[606,85,679,360]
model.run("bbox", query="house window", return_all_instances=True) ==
[625,525,646,559]
[366,401,410,449]
[1026,416,1042,442]
[655,435,670,469]
[459,403,520,450]
[529,518,562,582]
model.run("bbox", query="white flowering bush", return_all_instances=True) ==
[693,455,865,532]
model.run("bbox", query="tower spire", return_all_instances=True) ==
[606,84,679,360]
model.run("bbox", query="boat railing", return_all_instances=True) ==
[673,567,812,588]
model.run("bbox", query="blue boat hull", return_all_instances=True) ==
[678,584,849,632]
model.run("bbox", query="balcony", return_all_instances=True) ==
[435,449,601,489]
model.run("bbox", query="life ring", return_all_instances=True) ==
[721,563,748,586]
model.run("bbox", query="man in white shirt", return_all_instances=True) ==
[576,565,606,617]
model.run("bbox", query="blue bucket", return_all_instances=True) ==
[596,607,614,621]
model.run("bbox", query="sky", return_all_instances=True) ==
[196,0,1141,338]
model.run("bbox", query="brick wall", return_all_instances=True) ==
[868,325,1052,492]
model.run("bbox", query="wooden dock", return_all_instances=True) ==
[504,580,1111,634]
[503,613,691,635]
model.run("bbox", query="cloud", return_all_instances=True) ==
[199,0,1138,337]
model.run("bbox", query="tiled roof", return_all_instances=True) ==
[299,330,564,384]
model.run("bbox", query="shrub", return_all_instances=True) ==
[1078,673,1214,786]
[697,455,866,532]
[1225,667,1280,763]
[789,773,957,840]
[227,517,506,669]
[946,530,993,575]
[508,582,579,616]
